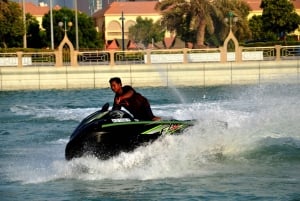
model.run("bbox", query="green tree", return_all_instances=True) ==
[26,13,47,48]
[0,0,24,48]
[212,0,251,44]
[156,0,250,48]
[158,5,197,47]
[42,8,103,49]
[260,0,300,40]
[128,16,165,48]
[156,0,220,48]
[248,15,264,41]
[248,15,277,41]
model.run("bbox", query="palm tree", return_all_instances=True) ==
[212,0,251,43]
[156,0,251,48]
[156,0,221,48]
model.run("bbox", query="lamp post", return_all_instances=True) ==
[58,17,73,34]
[119,11,125,51]
[224,11,238,30]
[57,17,73,66]
[74,0,79,50]
[22,0,27,48]
[223,11,239,62]
[50,0,54,50]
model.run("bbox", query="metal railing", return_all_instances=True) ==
[1,45,300,67]
[78,51,110,65]
[241,46,276,61]
[22,52,56,66]
[114,51,145,65]
[280,45,300,60]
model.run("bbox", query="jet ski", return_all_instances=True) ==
[65,103,194,160]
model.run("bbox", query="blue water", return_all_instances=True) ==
[1,84,300,200]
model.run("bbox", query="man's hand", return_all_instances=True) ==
[115,97,121,104]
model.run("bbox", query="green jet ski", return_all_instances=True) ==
[65,103,194,160]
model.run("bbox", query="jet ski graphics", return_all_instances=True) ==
[65,103,194,160]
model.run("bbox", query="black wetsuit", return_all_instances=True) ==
[112,85,155,120]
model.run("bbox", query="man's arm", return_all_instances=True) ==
[117,86,134,103]
[118,90,134,102]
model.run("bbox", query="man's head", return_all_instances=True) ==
[109,77,121,85]
[109,77,122,94]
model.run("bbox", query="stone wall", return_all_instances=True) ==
[0,60,299,91]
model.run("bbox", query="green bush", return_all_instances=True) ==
[0,48,54,53]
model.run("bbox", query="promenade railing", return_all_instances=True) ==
[1,45,300,67]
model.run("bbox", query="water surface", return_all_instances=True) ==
[1,84,300,200]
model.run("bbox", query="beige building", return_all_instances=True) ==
[93,1,162,49]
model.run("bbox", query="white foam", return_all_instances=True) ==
[10,105,99,121]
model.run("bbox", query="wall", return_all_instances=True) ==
[0,60,299,91]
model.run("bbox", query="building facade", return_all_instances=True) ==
[93,1,161,49]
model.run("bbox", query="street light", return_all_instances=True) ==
[224,11,238,30]
[119,11,125,51]
[22,0,27,48]
[58,17,73,33]
[50,0,54,50]
[74,0,79,50]
[223,11,239,62]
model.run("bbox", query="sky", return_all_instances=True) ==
[13,0,74,8]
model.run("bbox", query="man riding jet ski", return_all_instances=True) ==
[65,77,194,160]
[65,103,194,160]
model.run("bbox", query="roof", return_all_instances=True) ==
[106,39,120,50]
[247,0,261,11]
[104,1,159,15]
[292,0,300,10]
[20,2,60,16]
[127,40,138,50]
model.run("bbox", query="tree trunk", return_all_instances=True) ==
[195,19,206,48]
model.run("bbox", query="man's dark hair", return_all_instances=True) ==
[109,77,122,84]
